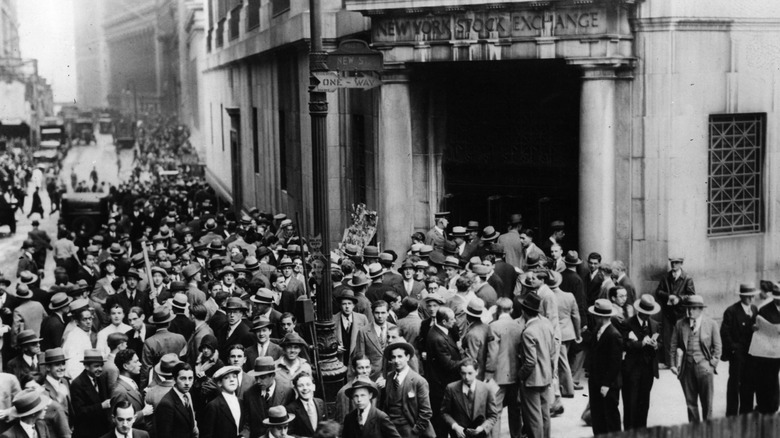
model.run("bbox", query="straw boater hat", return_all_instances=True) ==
[7,389,50,419]
[482,226,500,242]
[367,263,384,279]
[250,288,274,305]
[247,356,276,377]
[465,299,486,318]
[589,298,618,317]
[19,271,38,285]
[634,295,661,315]
[263,406,296,427]
[450,226,467,238]
[346,376,379,399]
[443,256,461,269]
[16,330,41,346]
[171,293,188,310]
[738,282,760,296]
[48,293,71,311]
[147,308,176,325]
[383,341,415,361]
[278,256,294,269]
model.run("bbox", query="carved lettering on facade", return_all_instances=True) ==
[373,9,605,43]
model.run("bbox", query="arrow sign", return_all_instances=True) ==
[313,72,383,92]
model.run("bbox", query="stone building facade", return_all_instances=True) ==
[201,0,780,313]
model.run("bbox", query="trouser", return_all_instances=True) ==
[752,356,780,414]
[494,384,522,438]
[559,341,575,396]
[680,360,715,422]
[519,385,550,438]
[622,364,655,429]
[549,337,561,409]
[660,313,679,366]
[726,352,755,416]
[589,382,621,435]
[570,349,586,385]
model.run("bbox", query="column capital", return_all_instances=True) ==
[382,63,411,84]
[566,57,636,79]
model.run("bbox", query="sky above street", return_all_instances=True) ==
[18,0,77,103]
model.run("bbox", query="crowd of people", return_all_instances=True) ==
[0,114,777,438]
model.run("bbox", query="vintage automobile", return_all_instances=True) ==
[73,119,95,144]
[98,114,113,135]
[59,192,110,236]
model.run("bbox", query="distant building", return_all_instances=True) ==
[0,0,20,59]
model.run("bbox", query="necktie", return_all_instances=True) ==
[359,409,366,426]
[344,318,350,332]
[30,428,36,438]
[306,400,317,429]
[31,357,37,369]
[92,378,99,393]
[393,375,400,390]
[380,326,387,348]
[184,393,191,409]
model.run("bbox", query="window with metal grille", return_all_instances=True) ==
[708,113,766,236]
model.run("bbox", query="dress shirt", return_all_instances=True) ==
[261,380,276,401]
[23,354,37,369]
[302,398,318,429]
[689,316,702,333]
[394,366,410,387]
[358,407,370,426]
[461,380,476,397]
[114,429,130,438]
[437,325,449,336]
[374,324,387,344]
[222,392,241,430]
[172,387,191,409]
[341,314,353,331]
[741,303,753,316]
[590,270,598,280]
[19,421,36,438]
[46,375,68,395]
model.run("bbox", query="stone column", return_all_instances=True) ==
[377,67,413,255]
[568,59,630,263]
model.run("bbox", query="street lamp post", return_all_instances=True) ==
[308,0,347,408]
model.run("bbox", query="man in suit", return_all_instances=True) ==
[587,298,623,434]
[41,293,70,351]
[379,252,404,297]
[497,214,524,269]
[141,308,186,388]
[342,377,401,438]
[425,307,462,437]
[441,357,501,438]
[99,400,150,438]
[285,372,326,437]
[381,342,435,437]
[76,251,100,291]
[460,299,497,381]
[125,307,155,359]
[244,316,283,372]
[622,295,662,429]
[353,300,396,381]
[39,348,71,423]
[333,291,369,372]
[71,349,112,438]
[226,344,254,399]
[200,365,248,438]
[655,257,696,367]
[111,349,152,431]
[7,331,41,385]
[670,295,721,422]
[1,388,50,438]
[16,240,38,278]
[278,257,306,298]
[749,287,780,414]
[561,251,587,327]
[517,293,556,438]
[425,212,449,250]
[106,270,152,322]
[470,265,497,309]
[215,297,253,361]
[259,406,297,438]
[399,261,425,301]
[244,357,295,437]
[154,362,198,438]
[721,283,759,416]
[168,293,195,340]
[186,304,214,366]
[334,356,374,425]
[395,298,422,367]
[489,298,524,438]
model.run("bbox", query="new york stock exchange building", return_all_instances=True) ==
[202,0,780,314]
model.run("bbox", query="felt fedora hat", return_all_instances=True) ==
[367,263,385,279]
[250,315,273,331]
[349,272,371,288]
[262,405,296,426]
[154,353,182,377]
[443,256,461,269]
[147,308,175,325]
[681,295,706,308]
[279,332,308,348]
[81,349,105,364]
[346,376,379,399]
[247,356,276,377]
[383,341,415,361]
[16,330,41,346]
[482,226,500,242]
[224,296,249,311]
[738,282,760,296]
[563,250,582,265]
[337,290,360,304]
[633,295,661,315]
[7,389,50,419]
[363,246,380,259]
[520,293,542,313]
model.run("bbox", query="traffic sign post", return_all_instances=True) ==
[312,71,383,92]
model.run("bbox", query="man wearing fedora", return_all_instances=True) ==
[154,362,198,438]
[441,357,501,438]
[333,291,369,371]
[622,295,661,429]
[461,299,497,382]
[258,405,296,438]
[365,263,390,304]
[470,266,498,310]
[498,214,524,269]
[655,257,696,368]
[106,270,151,322]
[250,289,283,340]
[0,388,50,438]
[71,349,112,438]
[517,293,556,438]
[141,308,186,388]
[278,257,306,299]
[749,284,780,414]
[16,240,38,280]
[342,377,401,438]
[100,400,149,438]
[201,365,249,438]
[7,331,42,385]
[587,298,623,435]
[721,283,759,416]
[425,212,449,250]
[490,298,524,438]
[560,251,587,329]
[169,293,195,341]
[243,316,282,372]
[244,356,295,437]
[381,341,434,437]
[335,356,375,425]
[348,272,375,325]
[670,295,721,422]
[398,261,424,301]
[274,333,312,385]
[216,297,253,361]
[13,284,46,337]
[40,348,71,422]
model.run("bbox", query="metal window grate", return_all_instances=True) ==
[708,113,766,236]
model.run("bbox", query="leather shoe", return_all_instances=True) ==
[551,405,565,417]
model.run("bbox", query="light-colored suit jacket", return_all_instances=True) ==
[670,316,722,377]
[518,316,556,387]
[489,315,524,385]
[353,322,396,381]
[441,380,500,434]
[554,288,580,342]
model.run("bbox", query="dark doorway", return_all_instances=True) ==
[226,108,242,218]
[434,60,581,246]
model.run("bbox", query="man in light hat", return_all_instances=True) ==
[348,272,374,324]
[425,211,449,250]
[342,377,401,438]
[1,388,50,438]
[146,354,182,409]
[201,365,248,438]
[365,263,390,303]
[40,348,71,421]
[622,295,661,429]
[518,293,556,438]
[278,257,306,299]
[471,265,498,309]
[461,298,498,381]
[275,333,313,385]
[670,295,721,422]
[70,349,112,438]
[333,291,369,370]
[655,256,696,368]
[168,292,195,341]
[258,405,295,438]
[141,309,187,388]
[587,298,623,435]
[721,283,759,416]
[335,356,375,425]
[490,298,524,438]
